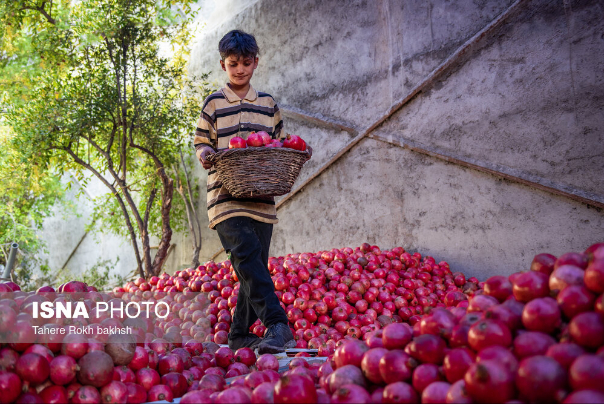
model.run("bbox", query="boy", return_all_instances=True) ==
[193,30,309,353]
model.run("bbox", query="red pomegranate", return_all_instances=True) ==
[382,381,418,404]
[516,355,567,402]
[274,374,317,403]
[467,320,512,352]
[464,360,515,404]
[282,134,306,151]
[246,132,264,147]
[379,350,416,384]
[229,136,247,149]
[569,311,604,349]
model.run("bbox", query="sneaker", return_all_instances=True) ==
[228,333,262,350]
[257,323,295,354]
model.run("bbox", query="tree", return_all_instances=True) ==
[0,126,64,270]
[171,147,203,269]
[1,0,208,278]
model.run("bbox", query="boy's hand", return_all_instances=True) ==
[198,146,215,169]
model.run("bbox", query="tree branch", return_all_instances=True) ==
[21,1,56,24]
[57,145,144,278]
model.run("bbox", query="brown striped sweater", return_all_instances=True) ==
[193,83,285,229]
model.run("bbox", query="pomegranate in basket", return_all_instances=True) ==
[283,134,306,151]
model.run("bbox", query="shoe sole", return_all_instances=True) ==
[257,339,296,355]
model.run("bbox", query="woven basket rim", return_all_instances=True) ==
[206,146,310,163]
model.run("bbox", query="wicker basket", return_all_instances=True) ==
[206,147,311,198]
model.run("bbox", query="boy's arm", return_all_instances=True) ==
[193,101,217,169]
[273,102,285,141]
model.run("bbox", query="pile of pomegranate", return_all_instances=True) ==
[0,240,602,403]
[228,131,307,150]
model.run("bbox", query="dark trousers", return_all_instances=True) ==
[215,216,288,338]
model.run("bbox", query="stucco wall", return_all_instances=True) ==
[40,0,604,281]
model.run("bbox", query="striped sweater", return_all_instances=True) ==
[193,83,285,229]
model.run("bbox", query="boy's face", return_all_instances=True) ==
[220,55,258,87]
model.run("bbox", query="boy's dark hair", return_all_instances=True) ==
[218,30,259,61]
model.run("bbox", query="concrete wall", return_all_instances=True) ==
[40,0,604,280]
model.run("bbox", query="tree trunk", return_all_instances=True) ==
[150,167,174,277]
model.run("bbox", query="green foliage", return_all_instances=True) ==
[1,0,212,277]
[0,126,65,266]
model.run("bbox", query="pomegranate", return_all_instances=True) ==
[158,353,185,375]
[585,259,604,294]
[198,374,226,392]
[216,387,252,403]
[50,355,78,385]
[282,134,306,151]
[483,276,513,302]
[546,342,586,370]
[562,389,604,403]
[516,355,567,402]
[550,265,585,293]
[379,350,416,384]
[422,381,451,404]
[0,305,16,334]
[147,384,174,402]
[125,383,147,404]
[555,252,589,269]
[381,323,412,349]
[420,308,456,339]
[256,131,272,146]
[99,381,128,404]
[512,271,549,302]
[407,334,447,364]
[61,333,89,360]
[531,253,557,275]
[274,374,317,403]
[229,136,247,149]
[412,363,443,393]
[569,311,604,349]
[521,297,561,333]
[360,348,387,384]
[334,340,369,368]
[513,331,557,359]
[71,386,101,404]
[443,348,475,383]
[476,346,519,373]
[0,371,22,404]
[14,392,43,403]
[382,381,418,403]
[161,372,189,398]
[16,353,50,385]
[464,360,515,403]
[135,367,160,391]
[77,351,114,387]
[246,132,264,147]
[569,355,604,392]
[328,365,366,393]
[128,347,149,371]
[39,385,68,404]
[557,285,595,319]
[250,381,275,403]
[256,354,279,372]
[467,320,512,352]
[235,347,257,367]
[446,380,473,404]
[0,347,19,371]
[331,384,371,403]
